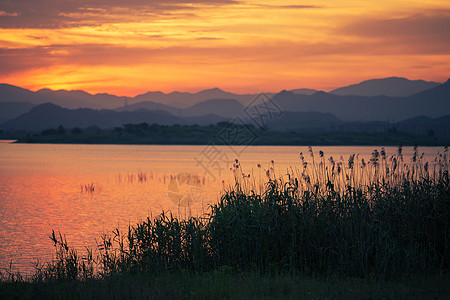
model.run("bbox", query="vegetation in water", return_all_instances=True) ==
[1,146,449,299]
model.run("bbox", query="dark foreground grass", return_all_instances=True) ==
[1,147,449,298]
[2,272,450,299]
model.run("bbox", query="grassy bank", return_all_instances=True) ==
[2,272,449,299]
[1,147,449,298]
[5,122,450,145]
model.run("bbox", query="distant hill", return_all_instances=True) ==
[265,111,342,131]
[396,115,450,137]
[0,103,227,131]
[0,84,125,109]
[289,88,320,95]
[35,89,126,109]
[3,102,450,139]
[115,101,179,115]
[116,98,246,118]
[130,88,270,108]
[330,77,440,97]
[263,79,450,122]
[0,101,35,124]
[0,83,267,111]
[410,78,450,99]
[1,77,448,127]
[182,98,246,118]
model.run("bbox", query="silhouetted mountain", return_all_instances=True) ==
[397,79,450,119]
[289,88,320,95]
[131,88,269,108]
[115,100,179,115]
[182,99,246,118]
[35,89,126,109]
[396,115,450,138]
[330,77,440,97]
[115,98,245,118]
[132,91,193,108]
[410,78,450,98]
[1,78,448,128]
[0,84,36,101]
[265,79,450,121]
[0,103,227,131]
[0,101,35,124]
[265,111,341,131]
[0,84,125,109]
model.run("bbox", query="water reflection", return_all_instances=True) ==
[0,144,446,275]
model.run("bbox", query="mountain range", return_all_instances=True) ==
[268,79,450,122]
[329,77,441,97]
[0,77,449,132]
[1,103,228,131]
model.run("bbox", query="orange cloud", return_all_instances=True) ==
[340,11,450,54]
[0,0,449,95]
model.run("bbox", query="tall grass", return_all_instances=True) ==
[216,146,449,276]
[31,230,95,282]
[21,147,450,282]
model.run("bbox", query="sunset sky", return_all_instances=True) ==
[0,0,449,96]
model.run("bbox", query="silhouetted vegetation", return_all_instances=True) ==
[3,122,450,146]
[1,272,449,299]
[1,147,449,300]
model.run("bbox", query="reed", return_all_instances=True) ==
[31,230,95,282]
[81,182,96,193]
[214,146,449,277]
[19,147,450,282]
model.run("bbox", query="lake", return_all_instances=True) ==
[0,143,445,275]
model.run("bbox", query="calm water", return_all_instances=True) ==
[0,143,444,274]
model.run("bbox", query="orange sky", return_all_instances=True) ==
[0,0,449,96]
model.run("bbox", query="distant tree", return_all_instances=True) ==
[41,128,57,136]
[137,122,150,130]
[427,128,435,137]
[71,127,82,134]
[56,125,65,135]
[216,121,231,127]
[389,127,397,133]
[85,125,101,133]
[123,124,133,133]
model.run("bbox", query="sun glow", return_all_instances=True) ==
[0,0,449,94]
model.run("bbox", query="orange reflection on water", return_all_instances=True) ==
[0,144,444,275]
[0,144,227,275]
[0,168,221,275]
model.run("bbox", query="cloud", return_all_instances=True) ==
[195,37,224,40]
[0,0,238,28]
[0,11,19,17]
[340,11,450,54]
[254,4,321,9]
[1,2,449,94]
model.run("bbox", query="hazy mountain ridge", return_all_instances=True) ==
[182,98,246,118]
[0,101,35,124]
[267,79,450,122]
[115,100,179,115]
[264,111,342,131]
[289,88,320,95]
[3,102,450,139]
[0,102,228,131]
[330,77,441,97]
[0,77,448,130]
[118,98,247,118]
[131,88,270,108]
[0,84,125,110]
[1,77,440,111]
